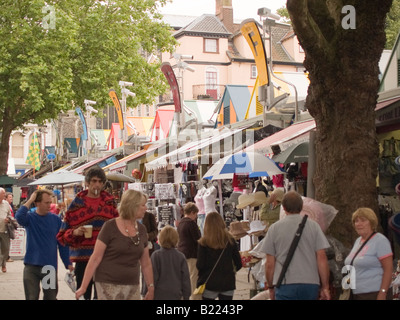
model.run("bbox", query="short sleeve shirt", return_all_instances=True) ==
[95,218,148,285]
[344,233,392,294]
[260,214,330,285]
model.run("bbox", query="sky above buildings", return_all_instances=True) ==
[158,0,287,21]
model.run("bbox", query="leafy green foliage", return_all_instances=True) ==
[0,0,177,131]
[385,0,400,49]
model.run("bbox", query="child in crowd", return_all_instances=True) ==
[151,225,191,300]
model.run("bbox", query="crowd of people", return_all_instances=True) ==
[0,166,397,300]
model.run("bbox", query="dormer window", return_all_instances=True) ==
[204,38,218,53]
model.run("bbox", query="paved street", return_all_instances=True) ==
[0,256,254,300]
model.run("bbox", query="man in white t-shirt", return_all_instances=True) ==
[0,188,12,273]
[260,191,331,300]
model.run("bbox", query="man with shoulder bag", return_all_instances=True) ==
[260,191,331,300]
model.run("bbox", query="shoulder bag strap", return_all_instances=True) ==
[350,231,376,266]
[204,242,229,284]
[276,214,308,288]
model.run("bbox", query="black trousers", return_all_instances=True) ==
[75,261,97,300]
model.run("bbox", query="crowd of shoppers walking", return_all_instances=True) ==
[3,166,398,301]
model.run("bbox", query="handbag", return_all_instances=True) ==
[276,215,308,288]
[194,242,228,295]
[6,216,18,240]
[339,232,376,300]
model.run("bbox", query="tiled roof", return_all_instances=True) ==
[162,12,296,64]
[174,14,232,38]
[227,23,294,63]
[271,26,293,63]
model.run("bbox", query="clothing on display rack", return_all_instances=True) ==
[156,202,179,230]
[155,183,176,200]
[203,185,217,214]
[194,187,207,215]
[195,186,207,235]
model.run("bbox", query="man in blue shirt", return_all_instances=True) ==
[16,190,72,300]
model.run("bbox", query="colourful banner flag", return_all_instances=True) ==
[240,19,269,87]
[26,132,41,171]
[109,90,124,129]
[161,62,181,113]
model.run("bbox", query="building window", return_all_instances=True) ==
[146,105,150,117]
[206,69,218,99]
[251,65,258,78]
[12,132,24,158]
[204,38,218,53]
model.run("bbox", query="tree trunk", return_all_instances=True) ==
[287,0,393,247]
[0,112,14,176]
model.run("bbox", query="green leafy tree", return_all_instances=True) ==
[276,6,291,24]
[287,0,393,247]
[0,0,177,175]
[385,0,400,49]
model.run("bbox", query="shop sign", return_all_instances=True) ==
[10,228,26,258]
[376,102,400,125]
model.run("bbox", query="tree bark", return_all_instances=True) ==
[0,106,15,175]
[287,0,393,247]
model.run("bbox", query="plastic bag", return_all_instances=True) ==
[279,197,338,232]
[64,271,77,293]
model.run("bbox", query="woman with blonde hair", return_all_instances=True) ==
[344,207,393,300]
[196,212,242,300]
[75,189,154,300]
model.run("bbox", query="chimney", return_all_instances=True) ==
[215,0,234,33]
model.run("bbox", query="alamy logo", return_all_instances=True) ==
[41,265,56,290]
[341,265,356,289]
[42,5,56,30]
[342,5,356,30]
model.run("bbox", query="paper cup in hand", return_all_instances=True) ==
[83,225,93,238]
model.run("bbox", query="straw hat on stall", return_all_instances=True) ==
[251,191,269,207]
[229,221,248,239]
[236,193,255,209]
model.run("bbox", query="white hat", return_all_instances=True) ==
[247,220,266,234]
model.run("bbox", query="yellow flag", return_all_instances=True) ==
[26,133,41,171]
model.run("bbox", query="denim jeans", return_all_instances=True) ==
[23,264,58,300]
[275,283,320,300]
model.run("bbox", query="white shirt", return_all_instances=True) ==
[0,200,11,232]
[203,186,217,214]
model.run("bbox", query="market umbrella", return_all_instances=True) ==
[0,175,18,186]
[203,152,284,180]
[106,173,135,183]
[272,141,309,164]
[28,170,85,201]
[28,171,85,186]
